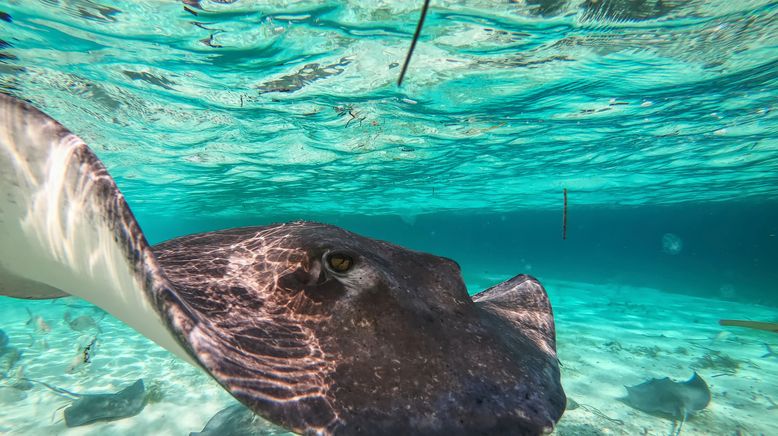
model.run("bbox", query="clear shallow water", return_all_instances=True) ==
[0,0,776,216]
[2,280,778,435]
[0,0,777,435]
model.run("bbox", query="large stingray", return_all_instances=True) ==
[620,372,711,435]
[0,94,565,434]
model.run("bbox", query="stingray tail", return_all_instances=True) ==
[670,409,687,436]
[22,378,81,399]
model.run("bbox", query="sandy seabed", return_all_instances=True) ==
[0,278,775,436]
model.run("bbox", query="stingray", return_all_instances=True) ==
[0,385,27,403]
[0,329,21,377]
[620,372,711,436]
[64,312,102,332]
[190,403,287,436]
[0,329,8,349]
[28,378,147,427]
[0,94,566,434]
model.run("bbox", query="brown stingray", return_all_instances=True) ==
[153,226,566,434]
[0,93,565,435]
[620,372,710,436]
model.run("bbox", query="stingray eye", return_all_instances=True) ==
[326,252,354,273]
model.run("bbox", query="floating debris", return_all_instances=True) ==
[258,58,351,94]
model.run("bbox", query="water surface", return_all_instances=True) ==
[0,1,776,435]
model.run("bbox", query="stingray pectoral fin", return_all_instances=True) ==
[472,274,566,427]
[682,372,711,411]
[472,274,558,357]
[0,94,192,363]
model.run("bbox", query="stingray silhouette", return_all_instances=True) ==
[620,372,710,436]
[25,378,147,427]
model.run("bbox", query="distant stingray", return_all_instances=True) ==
[190,403,287,436]
[620,372,710,436]
[0,386,26,403]
[64,312,102,332]
[27,378,147,427]
[0,330,21,377]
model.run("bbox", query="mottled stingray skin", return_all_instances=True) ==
[64,379,147,427]
[153,224,566,435]
[0,94,565,435]
[620,372,710,420]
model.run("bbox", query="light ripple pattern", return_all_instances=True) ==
[0,0,775,218]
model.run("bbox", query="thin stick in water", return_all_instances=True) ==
[397,0,432,86]
[562,188,568,240]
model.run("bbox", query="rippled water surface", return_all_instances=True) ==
[1,1,777,435]
[0,0,775,216]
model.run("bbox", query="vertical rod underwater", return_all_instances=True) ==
[563,188,568,240]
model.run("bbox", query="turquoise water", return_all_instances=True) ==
[1,0,777,435]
